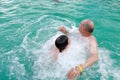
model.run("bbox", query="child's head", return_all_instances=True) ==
[55,35,68,52]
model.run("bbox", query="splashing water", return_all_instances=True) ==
[31,24,120,80]
[0,0,120,80]
[0,14,120,80]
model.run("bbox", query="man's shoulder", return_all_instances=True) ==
[90,35,96,41]
[89,35,97,45]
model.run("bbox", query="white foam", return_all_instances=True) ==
[32,31,90,79]
[1,50,26,80]
[9,15,119,80]
[32,33,120,80]
[98,48,120,80]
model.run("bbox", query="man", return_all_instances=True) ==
[52,35,71,60]
[55,35,70,52]
[58,19,98,79]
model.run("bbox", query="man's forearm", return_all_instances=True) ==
[63,29,69,34]
[59,26,69,34]
[81,54,98,69]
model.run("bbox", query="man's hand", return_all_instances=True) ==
[58,26,68,34]
[67,66,82,80]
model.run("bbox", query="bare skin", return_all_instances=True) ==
[58,19,98,80]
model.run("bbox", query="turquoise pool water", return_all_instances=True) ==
[0,0,120,80]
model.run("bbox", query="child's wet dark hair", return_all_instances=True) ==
[55,35,68,52]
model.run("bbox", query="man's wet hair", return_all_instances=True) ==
[82,23,94,33]
[81,20,94,33]
[55,35,68,52]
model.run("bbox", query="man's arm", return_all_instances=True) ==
[58,26,69,34]
[67,37,98,79]
[81,38,98,69]
[58,26,78,35]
